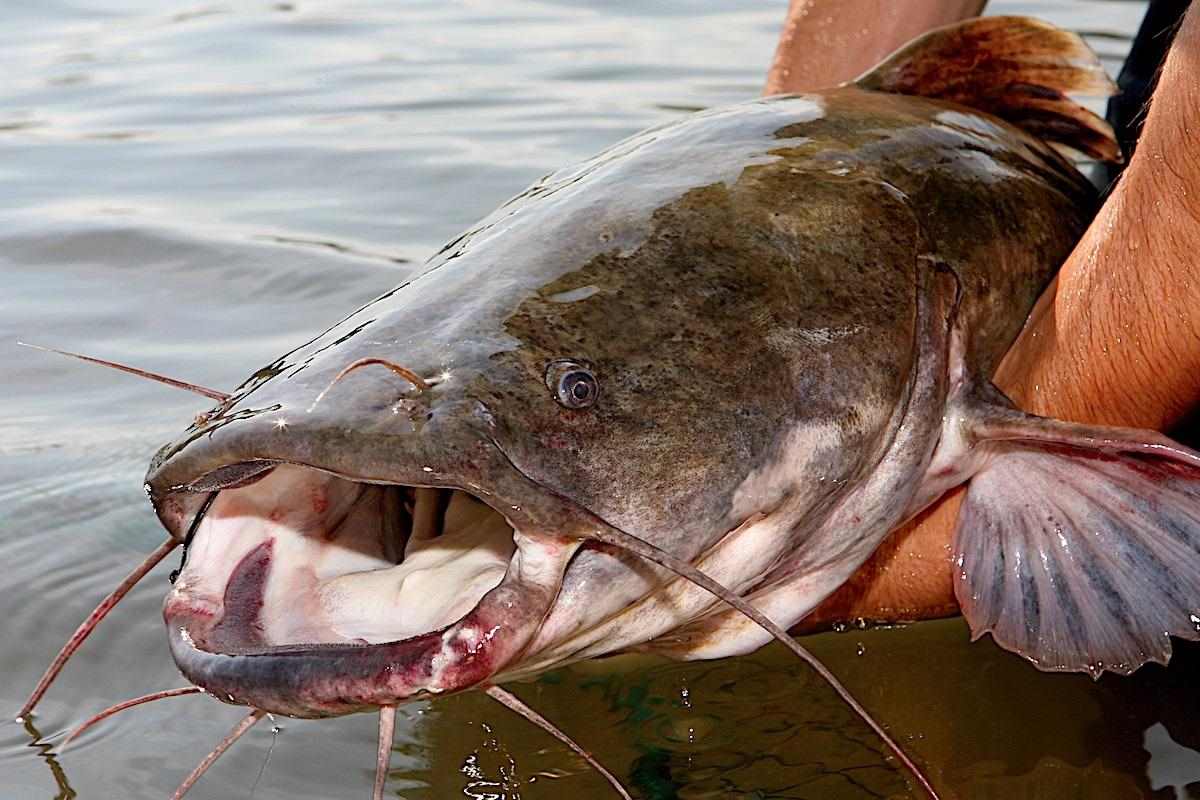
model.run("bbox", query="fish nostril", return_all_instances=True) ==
[386,396,432,423]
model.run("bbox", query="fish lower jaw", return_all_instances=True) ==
[165,596,528,718]
[160,463,562,717]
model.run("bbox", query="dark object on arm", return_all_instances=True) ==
[1104,0,1191,182]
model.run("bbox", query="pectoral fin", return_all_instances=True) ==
[954,410,1200,677]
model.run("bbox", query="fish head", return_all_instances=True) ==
[147,263,797,719]
[144,266,600,717]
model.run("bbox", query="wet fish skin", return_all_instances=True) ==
[483,88,1096,667]
[149,86,1088,677]
[145,19,1200,716]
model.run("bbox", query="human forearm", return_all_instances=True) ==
[765,0,986,95]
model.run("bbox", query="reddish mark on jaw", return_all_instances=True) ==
[310,488,330,516]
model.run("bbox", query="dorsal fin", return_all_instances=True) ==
[855,16,1120,163]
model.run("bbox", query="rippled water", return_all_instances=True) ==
[5,1,1192,798]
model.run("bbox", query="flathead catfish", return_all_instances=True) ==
[25,14,1200,799]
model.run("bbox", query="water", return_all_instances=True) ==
[2,1,1190,798]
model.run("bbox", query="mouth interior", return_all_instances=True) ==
[173,463,516,652]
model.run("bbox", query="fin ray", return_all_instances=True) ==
[955,431,1200,677]
[855,16,1120,162]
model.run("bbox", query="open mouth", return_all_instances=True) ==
[162,462,571,718]
[172,464,516,651]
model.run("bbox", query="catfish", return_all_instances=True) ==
[24,16,1200,800]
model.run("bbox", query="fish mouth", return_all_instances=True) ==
[160,459,576,719]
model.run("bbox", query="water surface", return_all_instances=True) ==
[5,1,1193,798]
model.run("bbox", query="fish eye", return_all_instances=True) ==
[545,360,599,410]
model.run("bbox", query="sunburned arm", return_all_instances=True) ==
[764,0,986,95]
[800,4,1200,631]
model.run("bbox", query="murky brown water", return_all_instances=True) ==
[6,1,1195,798]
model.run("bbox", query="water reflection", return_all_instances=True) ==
[405,619,1200,798]
[20,718,75,800]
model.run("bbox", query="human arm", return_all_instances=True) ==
[764,0,986,95]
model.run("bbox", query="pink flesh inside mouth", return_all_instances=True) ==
[162,464,559,716]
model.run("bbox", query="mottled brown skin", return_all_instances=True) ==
[147,84,1096,711]
[490,87,1091,556]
